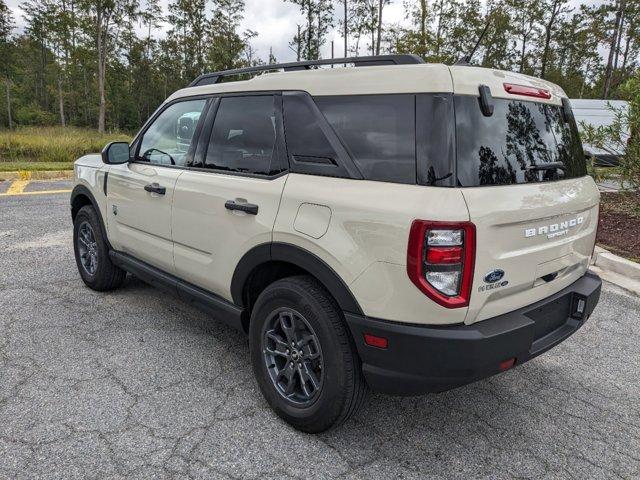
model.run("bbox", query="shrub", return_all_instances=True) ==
[580,74,640,191]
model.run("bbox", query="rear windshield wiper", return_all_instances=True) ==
[526,162,566,172]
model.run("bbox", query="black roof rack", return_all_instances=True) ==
[189,54,425,87]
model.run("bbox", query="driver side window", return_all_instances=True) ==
[138,99,207,166]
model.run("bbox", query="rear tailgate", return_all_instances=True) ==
[462,176,599,324]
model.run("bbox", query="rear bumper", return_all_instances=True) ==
[345,271,602,395]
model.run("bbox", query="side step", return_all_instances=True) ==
[110,251,246,333]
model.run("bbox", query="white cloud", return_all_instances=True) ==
[240,0,303,61]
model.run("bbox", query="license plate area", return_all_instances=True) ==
[525,294,572,341]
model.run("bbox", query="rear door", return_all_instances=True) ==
[106,98,208,274]
[171,94,288,301]
[454,94,600,324]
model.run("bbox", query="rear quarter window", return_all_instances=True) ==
[314,95,416,184]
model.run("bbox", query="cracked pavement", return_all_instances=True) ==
[0,184,639,479]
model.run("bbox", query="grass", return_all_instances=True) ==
[0,161,76,172]
[0,126,131,171]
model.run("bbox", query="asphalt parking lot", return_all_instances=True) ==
[1,179,639,479]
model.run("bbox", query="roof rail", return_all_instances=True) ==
[188,54,425,87]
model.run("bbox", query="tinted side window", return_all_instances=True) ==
[204,96,279,175]
[138,99,207,166]
[282,94,339,163]
[417,94,455,186]
[315,95,416,184]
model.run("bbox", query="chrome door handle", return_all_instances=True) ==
[225,200,258,215]
[144,182,166,195]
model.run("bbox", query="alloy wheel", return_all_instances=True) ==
[262,308,324,407]
[77,221,98,276]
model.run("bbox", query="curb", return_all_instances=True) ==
[0,170,74,181]
[591,246,640,296]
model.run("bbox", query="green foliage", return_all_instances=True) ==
[288,0,334,60]
[0,126,130,164]
[0,0,256,136]
[14,102,57,125]
[0,0,636,146]
[581,74,640,190]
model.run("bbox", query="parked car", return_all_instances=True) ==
[571,98,629,166]
[71,55,602,433]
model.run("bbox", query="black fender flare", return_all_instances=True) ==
[231,242,364,316]
[70,184,112,250]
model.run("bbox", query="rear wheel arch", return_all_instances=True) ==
[232,243,364,331]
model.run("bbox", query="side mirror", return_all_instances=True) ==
[102,141,130,164]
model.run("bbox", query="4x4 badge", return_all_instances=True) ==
[484,269,505,284]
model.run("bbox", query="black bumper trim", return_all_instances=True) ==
[344,271,602,395]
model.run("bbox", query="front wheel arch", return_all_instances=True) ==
[71,185,112,250]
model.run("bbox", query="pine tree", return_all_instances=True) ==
[0,0,13,128]
[167,0,208,81]
[287,0,333,60]
[208,0,252,72]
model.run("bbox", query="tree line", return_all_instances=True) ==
[0,0,636,133]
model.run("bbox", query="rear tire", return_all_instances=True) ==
[73,205,126,291]
[249,275,366,433]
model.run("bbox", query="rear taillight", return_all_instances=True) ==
[503,83,551,99]
[407,220,476,308]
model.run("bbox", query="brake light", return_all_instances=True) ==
[407,220,476,308]
[503,83,551,99]
[426,246,462,264]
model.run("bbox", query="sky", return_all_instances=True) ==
[4,0,605,64]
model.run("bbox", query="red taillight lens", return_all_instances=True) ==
[426,246,463,264]
[503,83,551,99]
[407,220,476,308]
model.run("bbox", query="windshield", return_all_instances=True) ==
[455,96,586,186]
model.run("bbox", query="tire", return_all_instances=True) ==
[249,275,366,433]
[73,204,126,291]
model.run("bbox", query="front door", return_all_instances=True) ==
[106,98,209,274]
[172,94,288,301]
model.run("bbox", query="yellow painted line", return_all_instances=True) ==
[5,179,29,195]
[0,189,71,197]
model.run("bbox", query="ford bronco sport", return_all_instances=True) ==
[71,55,602,433]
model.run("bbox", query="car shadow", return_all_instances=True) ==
[110,275,624,477]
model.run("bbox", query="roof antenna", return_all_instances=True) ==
[454,16,491,66]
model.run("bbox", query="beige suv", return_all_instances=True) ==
[71,55,602,433]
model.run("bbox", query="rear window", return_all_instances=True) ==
[455,96,586,186]
[314,95,416,184]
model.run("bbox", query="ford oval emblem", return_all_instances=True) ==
[484,269,505,284]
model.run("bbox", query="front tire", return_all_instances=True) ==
[249,275,366,433]
[73,205,126,291]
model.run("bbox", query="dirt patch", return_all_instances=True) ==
[598,192,640,262]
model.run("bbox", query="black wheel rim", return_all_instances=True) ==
[77,221,98,276]
[262,308,324,407]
